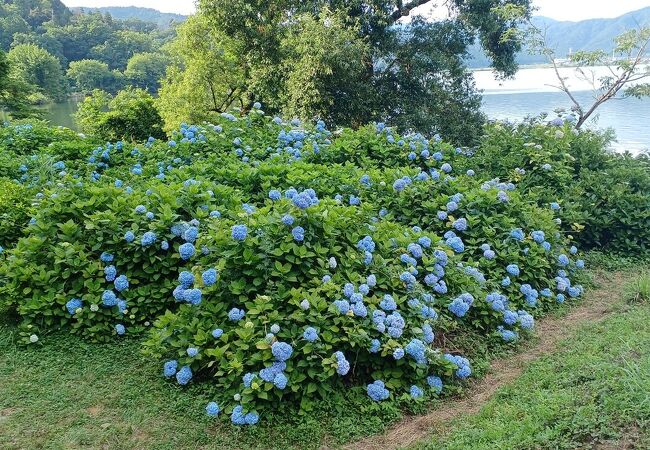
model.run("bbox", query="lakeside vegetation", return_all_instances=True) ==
[0,0,649,448]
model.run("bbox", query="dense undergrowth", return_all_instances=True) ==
[2,109,644,426]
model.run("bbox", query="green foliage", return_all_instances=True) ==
[424,295,650,450]
[624,270,650,303]
[156,14,245,131]
[0,179,31,247]
[1,2,178,101]
[0,113,586,423]
[165,0,532,144]
[456,117,650,254]
[75,88,165,141]
[6,44,67,102]
[90,30,154,70]
[66,59,121,94]
[124,52,169,94]
[0,49,39,118]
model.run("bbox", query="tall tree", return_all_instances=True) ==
[187,0,531,144]
[7,43,67,102]
[0,49,38,118]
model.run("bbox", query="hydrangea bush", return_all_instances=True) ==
[0,110,587,424]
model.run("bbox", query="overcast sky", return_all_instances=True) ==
[61,0,650,21]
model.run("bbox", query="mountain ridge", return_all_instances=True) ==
[467,6,650,67]
[70,6,187,28]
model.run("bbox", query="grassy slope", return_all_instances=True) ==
[418,299,650,449]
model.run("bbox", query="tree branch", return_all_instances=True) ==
[389,0,434,23]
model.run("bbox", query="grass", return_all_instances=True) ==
[416,290,650,449]
[0,320,407,450]
[0,264,646,449]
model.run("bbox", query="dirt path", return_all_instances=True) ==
[343,271,629,450]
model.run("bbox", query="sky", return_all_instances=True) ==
[61,0,650,21]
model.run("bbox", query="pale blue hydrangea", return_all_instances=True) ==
[114,275,129,292]
[232,225,248,241]
[367,380,389,401]
[228,308,245,321]
[163,360,177,377]
[179,243,195,260]
[272,342,293,362]
[206,401,220,417]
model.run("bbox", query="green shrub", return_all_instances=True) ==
[458,118,650,254]
[0,178,32,247]
[0,114,587,424]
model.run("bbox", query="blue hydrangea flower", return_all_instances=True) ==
[179,243,195,260]
[232,225,248,241]
[115,324,125,335]
[303,327,318,342]
[393,348,405,360]
[272,342,293,361]
[367,380,389,401]
[292,226,305,242]
[300,299,310,310]
[183,227,199,243]
[135,205,147,214]
[161,240,169,250]
[206,401,220,417]
[334,351,350,375]
[427,375,443,392]
[104,265,117,282]
[422,323,435,344]
[410,385,424,398]
[124,231,135,243]
[380,295,397,311]
[273,372,288,389]
[176,365,193,385]
[405,338,427,363]
[452,218,468,231]
[212,328,224,338]
[228,308,245,321]
[66,298,82,314]
[187,347,199,357]
[510,228,525,241]
[179,271,194,288]
[100,252,114,263]
[369,339,381,353]
[102,290,117,307]
[202,268,218,286]
[141,231,157,247]
[506,264,520,276]
[558,254,570,266]
[114,275,129,292]
[163,360,178,377]
[269,189,281,201]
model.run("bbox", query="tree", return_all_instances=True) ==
[526,23,650,129]
[90,30,154,70]
[180,0,531,144]
[75,88,166,141]
[67,59,120,93]
[7,44,67,102]
[156,15,245,131]
[124,52,169,93]
[0,49,39,118]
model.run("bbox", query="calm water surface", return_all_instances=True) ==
[475,67,650,154]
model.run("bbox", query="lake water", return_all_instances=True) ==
[474,66,650,154]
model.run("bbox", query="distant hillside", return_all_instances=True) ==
[71,6,187,29]
[467,6,650,68]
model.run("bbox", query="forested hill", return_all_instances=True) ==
[70,6,187,29]
[466,6,650,67]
